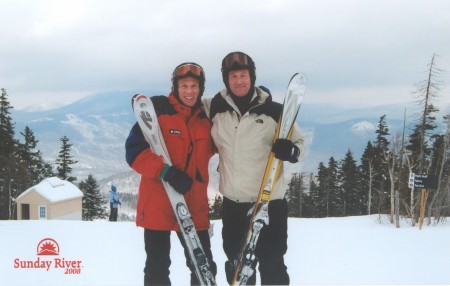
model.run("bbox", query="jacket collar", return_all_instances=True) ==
[219,86,271,116]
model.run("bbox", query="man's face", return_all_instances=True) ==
[177,77,200,107]
[228,69,251,97]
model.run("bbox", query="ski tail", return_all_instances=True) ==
[232,73,307,286]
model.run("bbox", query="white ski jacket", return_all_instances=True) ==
[203,87,304,203]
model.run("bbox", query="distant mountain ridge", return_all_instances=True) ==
[11,90,413,184]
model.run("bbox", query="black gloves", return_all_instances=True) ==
[160,164,193,195]
[271,139,300,163]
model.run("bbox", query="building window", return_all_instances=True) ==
[38,205,47,219]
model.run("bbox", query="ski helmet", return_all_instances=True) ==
[171,62,205,103]
[221,51,256,89]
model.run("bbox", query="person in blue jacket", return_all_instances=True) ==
[109,184,121,221]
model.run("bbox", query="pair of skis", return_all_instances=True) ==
[132,72,307,286]
[132,94,216,286]
[231,73,307,285]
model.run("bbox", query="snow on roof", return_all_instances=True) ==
[17,177,83,203]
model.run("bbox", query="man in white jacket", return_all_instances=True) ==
[203,51,304,285]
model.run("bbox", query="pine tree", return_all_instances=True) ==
[327,157,343,217]
[55,136,78,182]
[360,141,376,214]
[372,115,390,214]
[79,175,108,221]
[307,173,318,217]
[209,194,223,220]
[339,150,362,216]
[426,112,450,223]
[18,126,54,184]
[0,88,18,219]
[287,173,304,217]
[316,162,329,217]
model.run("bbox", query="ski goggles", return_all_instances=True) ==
[222,52,252,70]
[173,63,203,78]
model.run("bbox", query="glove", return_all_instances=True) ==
[160,164,193,195]
[271,139,300,163]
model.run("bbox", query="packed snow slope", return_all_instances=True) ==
[1,215,449,286]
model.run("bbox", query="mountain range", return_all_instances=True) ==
[11,90,416,190]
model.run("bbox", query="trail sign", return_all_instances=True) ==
[414,174,439,189]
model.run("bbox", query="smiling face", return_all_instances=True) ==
[177,77,200,107]
[228,69,251,97]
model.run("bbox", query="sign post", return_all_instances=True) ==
[413,174,439,230]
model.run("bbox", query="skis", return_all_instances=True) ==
[232,73,307,285]
[132,94,216,286]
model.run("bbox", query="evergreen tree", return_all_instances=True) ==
[55,136,78,182]
[372,115,391,214]
[429,134,445,176]
[426,112,450,223]
[18,126,54,184]
[407,105,439,173]
[316,162,329,217]
[327,157,343,217]
[339,150,362,215]
[308,173,319,217]
[287,173,304,217]
[0,88,18,219]
[360,141,376,214]
[209,194,223,220]
[79,175,107,221]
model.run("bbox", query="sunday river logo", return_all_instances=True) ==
[13,237,83,274]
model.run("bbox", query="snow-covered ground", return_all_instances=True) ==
[1,215,449,286]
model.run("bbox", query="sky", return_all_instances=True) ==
[1,216,449,285]
[1,0,450,111]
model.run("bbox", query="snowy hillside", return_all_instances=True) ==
[1,215,449,286]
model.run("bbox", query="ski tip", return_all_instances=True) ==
[291,72,308,85]
[289,72,308,94]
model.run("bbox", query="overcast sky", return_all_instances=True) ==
[1,0,449,110]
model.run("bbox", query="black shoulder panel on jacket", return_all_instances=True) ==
[209,92,234,120]
[151,95,176,116]
[251,101,282,123]
[198,110,209,119]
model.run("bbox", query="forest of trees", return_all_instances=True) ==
[2,54,449,226]
[283,54,450,226]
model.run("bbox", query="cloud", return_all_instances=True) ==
[1,0,449,110]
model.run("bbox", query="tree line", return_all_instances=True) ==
[0,88,107,221]
[284,54,450,226]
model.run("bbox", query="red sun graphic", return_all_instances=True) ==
[37,238,60,256]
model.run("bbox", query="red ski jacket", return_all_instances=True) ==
[126,94,215,231]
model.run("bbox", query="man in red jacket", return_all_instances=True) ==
[126,62,216,285]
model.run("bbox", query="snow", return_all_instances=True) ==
[351,120,375,135]
[1,215,449,286]
[17,177,83,203]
